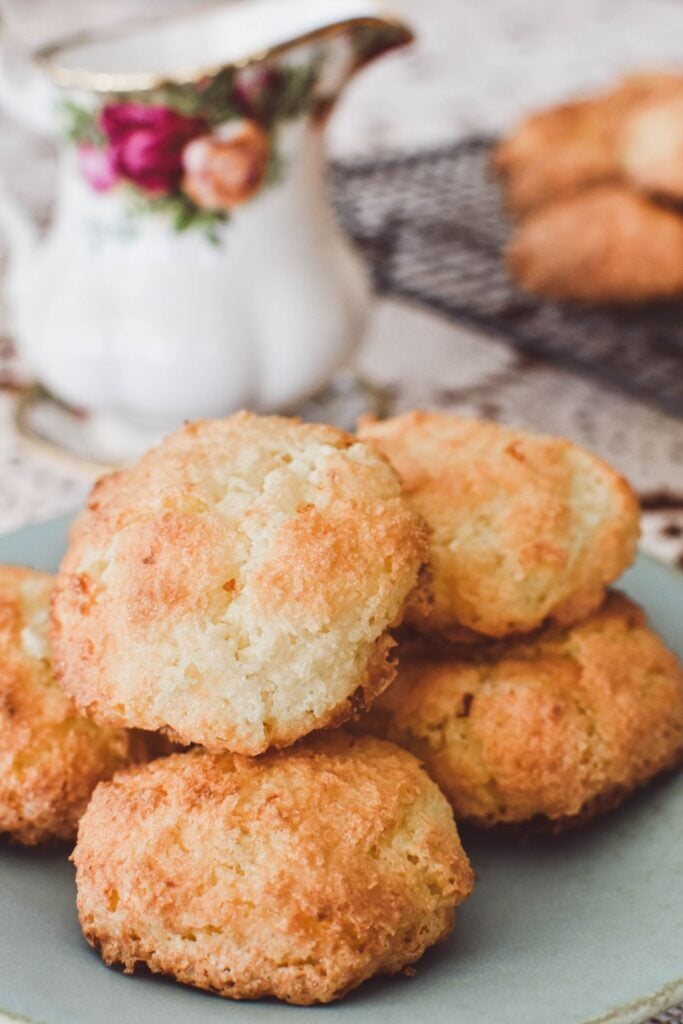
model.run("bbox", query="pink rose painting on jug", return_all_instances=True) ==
[61,60,321,240]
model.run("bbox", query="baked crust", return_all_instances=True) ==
[0,566,144,844]
[619,92,683,201]
[358,593,683,828]
[72,734,474,1005]
[492,72,683,214]
[507,183,683,303]
[359,410,639,639]
[52,413,429,755]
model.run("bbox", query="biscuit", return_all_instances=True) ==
[358,411,639,639]
[72,734,474,1005]
[492,72,683,214]
[620,92,683,201]
[507,184,683,304]
[52,413,428,755]
[0,566,144,844]
[492,97,618,215]
[359,593,683,828]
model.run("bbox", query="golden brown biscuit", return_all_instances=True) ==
[72,734,473,1005]
[492,97,618,214]
[620,92,683,201]
[358,593,683,828]
[493,72,683,214]
[52,413,428,755]
[507,183,683,303]
[358,411,639,639]
[0,566,145,845]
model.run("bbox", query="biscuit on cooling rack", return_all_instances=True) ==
[619,91,683,201]
[507,184,683,303]
[492,72,683,213]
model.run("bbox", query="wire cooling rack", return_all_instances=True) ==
[330,136,683,419]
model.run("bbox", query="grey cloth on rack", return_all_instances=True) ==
[331,138,683,418]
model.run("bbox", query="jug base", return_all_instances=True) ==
[14,373,389,477]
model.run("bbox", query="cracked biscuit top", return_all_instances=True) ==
[52,413,428,755]
[359,410,639,639]
[357,592,683,827]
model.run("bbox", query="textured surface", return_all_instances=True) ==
[507,184,683,304]
[491,72,683,213]
[360,410,639,637]
[73,735,473,1005]
[52,414,428,754]
[1,513,683,1023]
[0,565,144,844]
[620,92,683,200]
[359,592,683,826]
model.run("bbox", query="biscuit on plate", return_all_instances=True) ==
[619,92,683,201]
[358,593,683,829]
[72,734,473,1005]
[507,184,683,304]
[358,411,639,639]
[52,413,428,755]
[0,566,145,845]
[492,72,683,214]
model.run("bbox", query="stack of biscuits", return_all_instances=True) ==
[1,409,681,1006]
[493,71,683,304]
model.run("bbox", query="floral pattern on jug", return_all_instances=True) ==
[57,19,410,242]
[61,58,323,240]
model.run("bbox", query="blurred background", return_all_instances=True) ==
[8,0,683,154]
[0,0,681,567]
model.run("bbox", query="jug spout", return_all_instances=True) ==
[339,10,415,73]
[304,4,415,117]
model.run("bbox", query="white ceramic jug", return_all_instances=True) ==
[0,0,412,446]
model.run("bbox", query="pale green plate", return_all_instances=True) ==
[0,514,682,1024]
